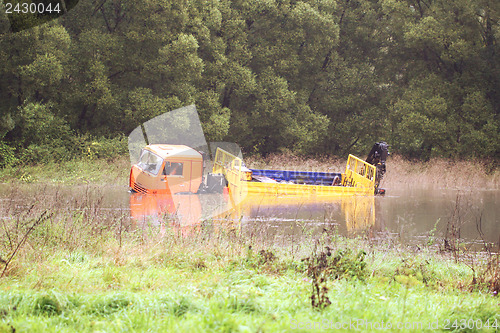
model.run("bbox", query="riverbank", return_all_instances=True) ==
[0,185,499,332]
[0,157,130,186]
[0,153,498,189]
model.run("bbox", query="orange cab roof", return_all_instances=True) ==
[145,144,202,160]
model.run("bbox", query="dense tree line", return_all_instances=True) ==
[0,0,499,165]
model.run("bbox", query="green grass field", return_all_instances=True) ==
[0,211,498,332]
[1,240,499,332]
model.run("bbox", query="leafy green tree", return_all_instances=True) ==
[0,0,498,163]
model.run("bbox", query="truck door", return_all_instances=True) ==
[162,161,189,194]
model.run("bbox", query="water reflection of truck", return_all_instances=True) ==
[129,190,376,236]
[129,142,389,197]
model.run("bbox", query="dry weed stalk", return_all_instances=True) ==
[469,214,500,293]
[1,210,52,278]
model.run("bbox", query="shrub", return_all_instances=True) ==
[82,135,128,160]
[34,295,61,316]
[0,141,17,168]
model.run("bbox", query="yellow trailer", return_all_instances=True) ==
[212,147,380,200]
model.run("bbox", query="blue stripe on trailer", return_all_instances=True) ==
[250,169,342,186]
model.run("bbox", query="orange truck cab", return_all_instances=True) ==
[129,144,203,194]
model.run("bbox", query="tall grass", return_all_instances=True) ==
[1,150,498,190]
[246,153,500,189]
[0,156,130,185]
[0,185,499,332]
[385,155,500,189]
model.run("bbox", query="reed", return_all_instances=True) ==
[383,155,500,189]
[246,153,500,190]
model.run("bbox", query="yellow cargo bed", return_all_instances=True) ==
[212,148,377,199]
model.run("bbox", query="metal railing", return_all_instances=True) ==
[342,154,376,189]
[213,148,244,193]
[214,149,376,194]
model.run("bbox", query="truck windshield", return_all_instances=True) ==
[137,150,163,175]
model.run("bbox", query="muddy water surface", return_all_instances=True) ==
[1,183,498,247]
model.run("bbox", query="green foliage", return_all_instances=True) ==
[0,141,17,168]
[333,249,367,280]
[305,247,367,309]
[227,296,260,314]
[80,135,128,160]
[8,102,75,164]
[385,0,500,159]
[171,297,197,317]
[90,294,131,316]
[394,258,431,287]
[0,0,498,160]
[33,294,61,316]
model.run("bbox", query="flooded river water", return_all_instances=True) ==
[1,183,499,247]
